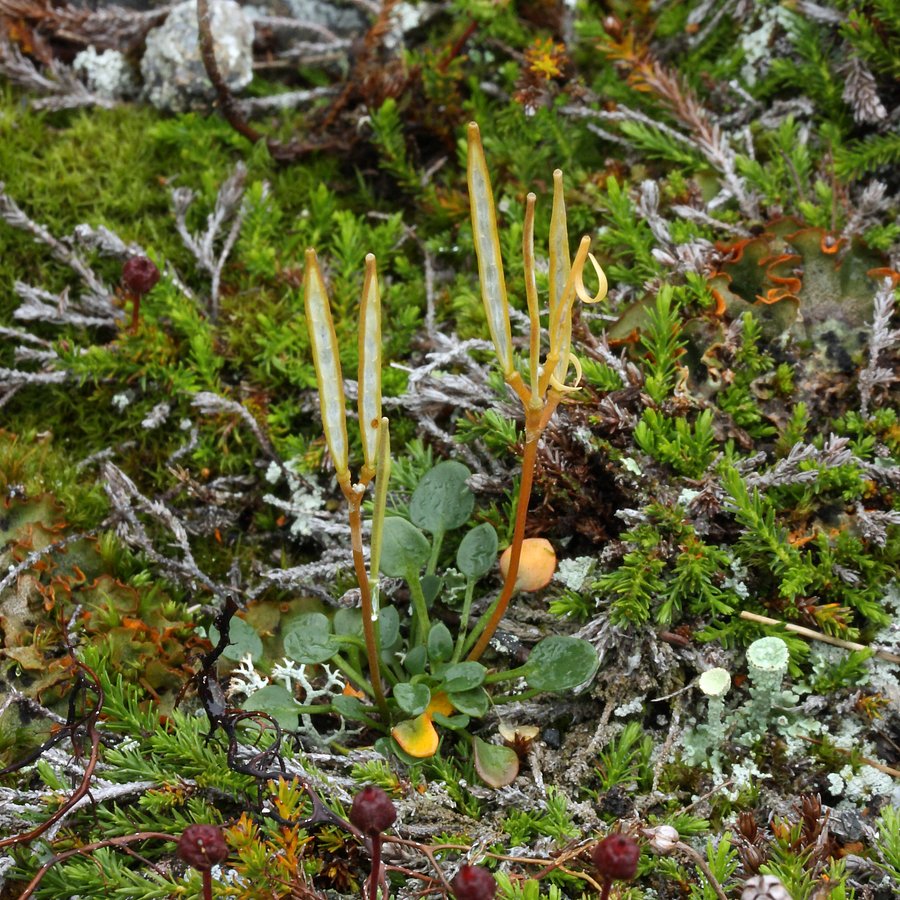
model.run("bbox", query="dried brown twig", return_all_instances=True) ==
[0,661,103,852]
[739,611,900,664]
[195,0,263,147]
[0,0,169,54]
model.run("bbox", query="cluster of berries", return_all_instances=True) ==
[177,786,642,900]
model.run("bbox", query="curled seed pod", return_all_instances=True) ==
[122,256,161,296]
[591,833,640,882]
[349,785,397,835]
[741,874,791,900]
[451,865,497,900]
[177,824,228,871]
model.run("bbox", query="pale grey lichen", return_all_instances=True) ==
[141,401,171,430]
[745,636,790,730]
[111,391,132,411]
[738,6,794,86]
[262,459,328,538]
[614,696,645,717]
[555,555,595,591]
[72,47,136,100]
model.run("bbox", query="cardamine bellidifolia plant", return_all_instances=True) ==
[299,123,605,779]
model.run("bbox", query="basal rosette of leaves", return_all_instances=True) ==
[247,457,599,787]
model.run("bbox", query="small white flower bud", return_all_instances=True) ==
[643,824,679,855]
[741,874,791,900]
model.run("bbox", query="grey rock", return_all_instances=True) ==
[280,0,366,36]
[140,0,253,112]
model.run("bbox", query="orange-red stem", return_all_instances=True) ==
[348,497,389,720]
[467,429,539,661]
[467,391,560,662]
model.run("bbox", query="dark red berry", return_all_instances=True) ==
[451,865,496,900]
[591,833,640,881]
[177,824,229,871]
[122,256,161,296]
[349,785,397,835]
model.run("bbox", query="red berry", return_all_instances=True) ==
[591,833,640,881]
[176,824,228,871]
[349,785,397,834]
[122,256,161,296]
[451,865,496,900]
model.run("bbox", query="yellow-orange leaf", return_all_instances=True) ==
[392,713,439,758]
[426,691,454,718]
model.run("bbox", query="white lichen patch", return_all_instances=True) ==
[555,555,595,591]
[829,764,897,805]
[141,0,254,112]
[141,401,170,430]
[739,6,795,86]
[614,697,645,717]
[227,653,269,698]
[263,458,327,537]
[73,47,137,100]
[111,391,132,411]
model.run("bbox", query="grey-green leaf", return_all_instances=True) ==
[473,736,519,788]
[456,522,498,579]
[283,612,340,664]
[442,661,487,692]
[447,686,489,717]
[410,461,474,534]
[394,682,431,716]
[404,645,427,676]
[243,685,298,730]
[525,636,599,692]
[427,622,454,663]
[377,605,400,648]
[334,608,363,639]
[380,517,431,577]
[333,695,369,722]
[209,616,263,663]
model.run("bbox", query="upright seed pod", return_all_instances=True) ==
[548,169,571,388]
[358,254,382,485]
[467,122,514,379]
[304,249,350,488]
[522,193,541,403]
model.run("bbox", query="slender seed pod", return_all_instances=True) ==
[304,249,349,485]
[467,122,513,377]
[548,170,572,387]
[522,194,541,403]
[358,253,382,483]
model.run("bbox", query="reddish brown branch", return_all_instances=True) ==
[0,661,103,851]
[195,0,264,146]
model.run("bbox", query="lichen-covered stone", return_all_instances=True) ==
[140,0,253,112]
[281,0,366,35]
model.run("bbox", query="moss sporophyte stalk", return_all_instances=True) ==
[301,121,603,761]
